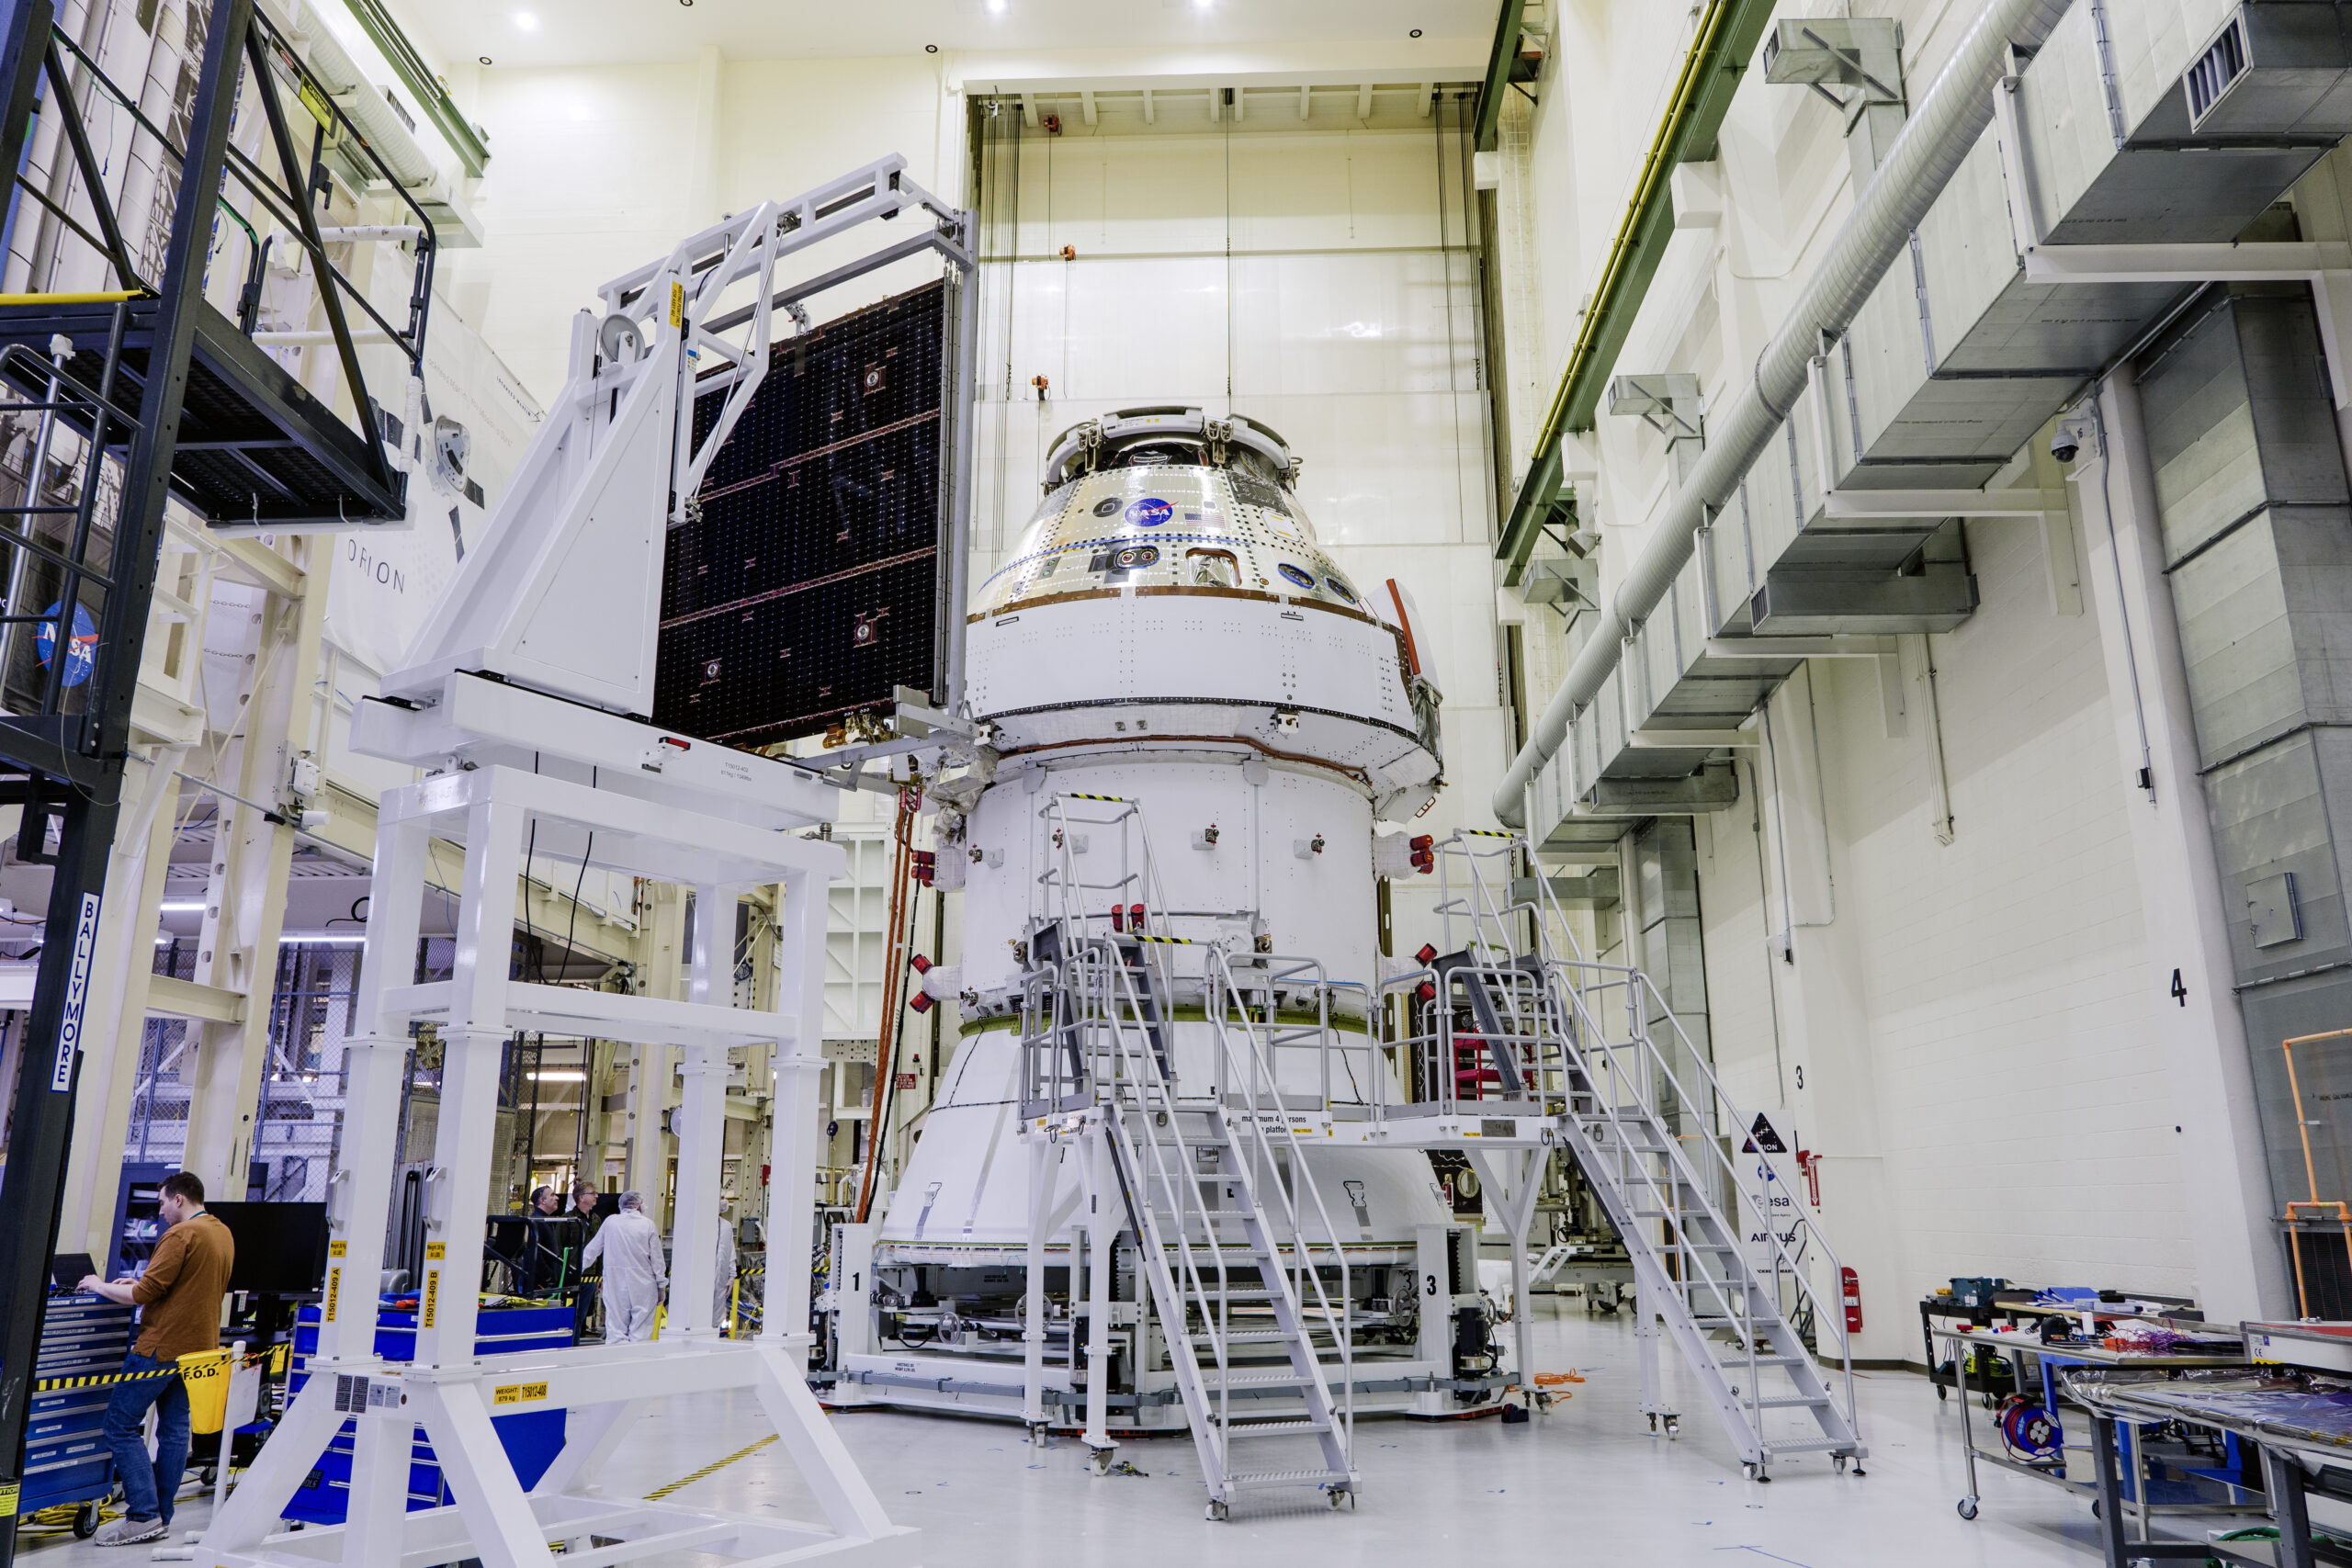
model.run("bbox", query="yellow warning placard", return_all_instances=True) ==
[492,1382,549,1406]
[424,1243,447,1261]
[328,1241,347,1258]
[421,1269,440,1329]
[669,281,684,329]
[323,1266,341,1323]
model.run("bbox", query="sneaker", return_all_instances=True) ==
[95,1517,166,1547]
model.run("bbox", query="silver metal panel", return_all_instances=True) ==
[2142,295,2269,562]
[2206,732,2348,978]
[2165,513,2299,765]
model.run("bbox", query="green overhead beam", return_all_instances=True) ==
[342,0,491,178]
[1474,0,1528,153]
[1494,0,1773,583]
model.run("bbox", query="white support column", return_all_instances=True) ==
[670,882,732,1337]
[2075,368,2293,1321]
[184,542,329,1194]
[1082,1128,1114,1456]
[1023,1133,1055,1434]
[763,852,838,1347]
[415,1386,560,1568]
[415,786,529,1369]
[342,1408,417,1568]
[60,747,184,1256]
[318,807,432,1364]
[1411,1224,1450,1415]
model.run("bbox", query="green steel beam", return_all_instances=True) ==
[1474,0,1528,153]
[342,0,490,178]
[1494,0,1773,581]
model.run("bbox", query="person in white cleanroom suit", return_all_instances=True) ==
[582,1190,665,1342]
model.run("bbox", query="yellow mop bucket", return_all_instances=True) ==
[176,1350,232,1435]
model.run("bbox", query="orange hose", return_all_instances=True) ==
[853,789,921,1223]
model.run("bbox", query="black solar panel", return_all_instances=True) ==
[655,280,948,746]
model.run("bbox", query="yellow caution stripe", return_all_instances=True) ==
[32,1369,178,1393]
[643,1433,777,1500]
[1131,933,1194,945]
[1062,793,1129,802]
[1463,829,1518,839]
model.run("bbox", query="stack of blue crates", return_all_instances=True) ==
[24,1295,136,1518]
[283,1301,572,1525]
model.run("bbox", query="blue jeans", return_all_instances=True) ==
[102,1352,189,1524]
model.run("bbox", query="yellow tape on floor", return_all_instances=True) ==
[642,1434,777,1501]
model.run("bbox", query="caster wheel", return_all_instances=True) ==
[1091,1449,1114,1475]
[1206,1500,1228,1523]
[1958,1497,1979,1521]
[1647,1414,1658,1432]
[1028,1422,1049,1449]
[1743,1463,1757,1482]
[1834,1457,1848,1474]
[73,1504,99,1540]
[1937,1384,1949,1403]
[1665,1416,1680,1438]
[2090,1500,2101,1520]
[1328,1487,1347,1510]
[200,1467,217,1486]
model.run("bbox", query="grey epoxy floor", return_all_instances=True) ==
[28,1300,2142,1567]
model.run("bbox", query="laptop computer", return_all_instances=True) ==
[50,1252,95,1292]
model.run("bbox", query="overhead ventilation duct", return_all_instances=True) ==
[273,0,484,247]
[1502,0,2352,844]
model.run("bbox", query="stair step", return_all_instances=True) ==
[1717,1354,1804,1368]
[1214,1419,1329,1437]
[1762,1438,1858,1455]
[1224,1468,1352,1490]
[1189,1330,1295,1344]
[1200,1370,1314,1388]
[1747,1395,1833,1409]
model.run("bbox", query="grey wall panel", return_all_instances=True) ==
[2206,733,2349,981]
[2172,513,2301,765]
[2142,298,2267,563]
[2271,503,2352,727]
[2238,294,2352,509]
[2235,969,2352,1252]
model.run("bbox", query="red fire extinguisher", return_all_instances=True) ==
[1841,1266,1863,1333]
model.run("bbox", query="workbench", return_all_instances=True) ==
[2064,1370,2352,1568]
[1939,1325,2258,1529]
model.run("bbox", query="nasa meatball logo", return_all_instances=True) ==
[1126,496,1174,528]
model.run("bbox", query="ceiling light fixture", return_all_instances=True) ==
[479,54,493,64]
[986,0,1005,13]
[514,10,538,30]
[1409,28,1422,37]
[924,43,938,52]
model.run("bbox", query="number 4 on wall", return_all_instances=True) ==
[2171,968,2188,1008]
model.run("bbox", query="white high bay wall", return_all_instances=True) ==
[1484,0,2313,1347]
[968,92,1506,965]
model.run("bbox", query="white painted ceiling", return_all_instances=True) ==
[408,0,1496,70]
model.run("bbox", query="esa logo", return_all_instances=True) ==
[1126,496,1174,527]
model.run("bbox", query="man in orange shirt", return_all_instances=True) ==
[78,1171,235,1545]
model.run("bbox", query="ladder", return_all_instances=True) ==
[1027,795,1358,1518]
[1427,832,1866,1480]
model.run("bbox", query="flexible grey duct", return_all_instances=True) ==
[1493,0,2075,827]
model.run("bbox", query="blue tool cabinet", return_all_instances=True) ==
[282,1302,572,1524]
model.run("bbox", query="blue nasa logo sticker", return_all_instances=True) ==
[1277,562,1317,592]
[1126,496,1174,528]
[37,601,96,687]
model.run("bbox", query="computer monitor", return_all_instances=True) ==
[50,1252,95,1292]
[204,1201,330,1295]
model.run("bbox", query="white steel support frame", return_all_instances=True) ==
[198,761,916,1568]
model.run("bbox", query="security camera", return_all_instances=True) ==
[2051,414,2094,466]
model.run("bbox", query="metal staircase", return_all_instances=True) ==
[1023,795,1357,1518]
[1421,832,1866,1480]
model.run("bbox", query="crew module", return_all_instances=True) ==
[820,408,1517,1432]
